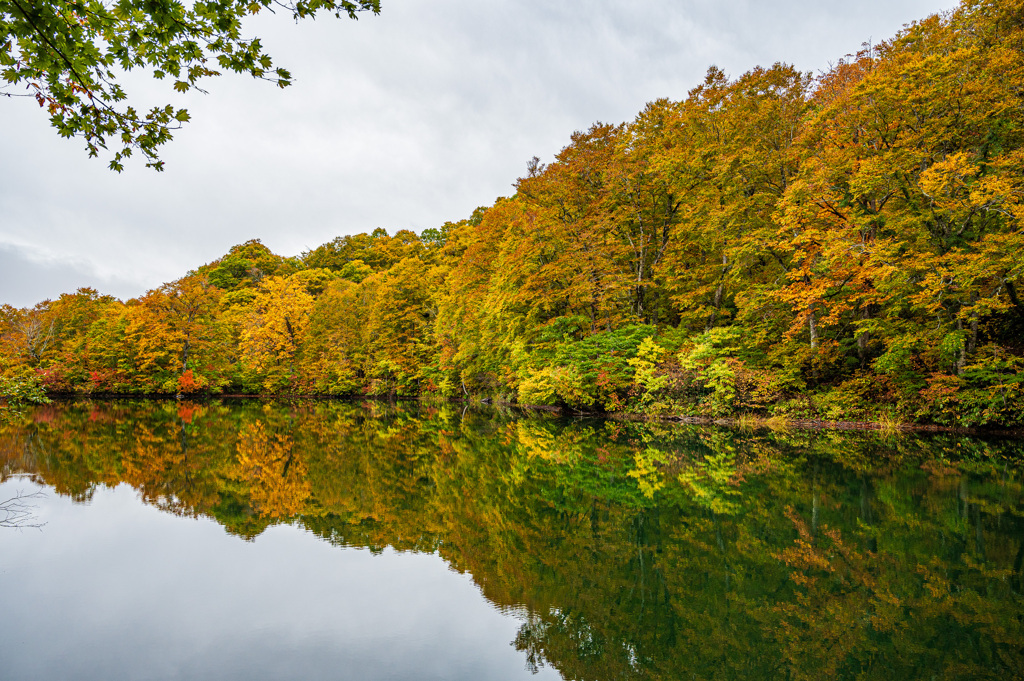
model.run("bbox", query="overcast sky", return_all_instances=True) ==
[0,0,957,307]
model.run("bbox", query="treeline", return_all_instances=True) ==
[2,0,1023,427]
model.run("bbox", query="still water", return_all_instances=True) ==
[1,399,1023,680]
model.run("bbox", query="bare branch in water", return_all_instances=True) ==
[0,489,46,529]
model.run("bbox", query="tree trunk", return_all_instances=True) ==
[956,317,966,376]
[856,306,870,368]
[706,255,728,331]
[181,335,191,373]
[1006,280,1024,321]
[968,291,979,358]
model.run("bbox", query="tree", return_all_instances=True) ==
[361,255,441,395]
[1,0,380,170]
[239,273,315,390]
[139,274,227,391]
[654,64,810,338]
[0,302,57,366]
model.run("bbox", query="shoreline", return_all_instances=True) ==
[31,391,1024,437]
[607,413,1024,437]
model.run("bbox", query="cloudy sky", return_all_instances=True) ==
[0,0,957,307]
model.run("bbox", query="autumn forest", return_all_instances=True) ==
[3,0,1023,428]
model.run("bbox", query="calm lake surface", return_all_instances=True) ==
[1,399,1023,680]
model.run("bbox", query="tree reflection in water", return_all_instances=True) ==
[0,486,45,528]
[1,399,1022,680]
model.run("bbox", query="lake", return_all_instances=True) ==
[1,399,1022,680]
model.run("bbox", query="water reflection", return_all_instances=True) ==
[0,484,45,528]
[0,479,549,681]
[2,399,1023,680]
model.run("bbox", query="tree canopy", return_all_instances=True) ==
[2,0,1022,429]
[0,0,380,170]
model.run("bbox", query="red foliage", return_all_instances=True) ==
[177,370,201,394]
[35,367,72,392]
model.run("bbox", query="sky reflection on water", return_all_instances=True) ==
[0,478,559,681]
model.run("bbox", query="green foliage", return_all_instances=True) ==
[678,328,744,415]
[0,371,50,404]
[1,0,380,169]
[519,325,655,409]
[627,337,673,411]
[337,259,372,283]
[204,240,294,291]
[517,367,568,406]
[0,370,51,424]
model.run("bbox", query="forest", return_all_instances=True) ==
[2,0,1023,428]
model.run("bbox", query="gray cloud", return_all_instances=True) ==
[0,0,957,306]
[0,243,153,307]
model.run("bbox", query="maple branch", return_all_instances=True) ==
[8,0,92,95]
